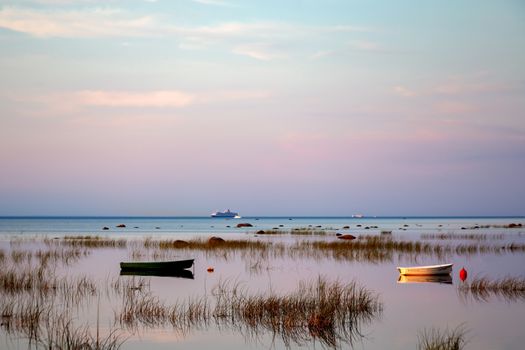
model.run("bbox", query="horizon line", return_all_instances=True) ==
[0,215,524,219]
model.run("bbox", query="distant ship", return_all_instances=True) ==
[352,214,364,218]
[211,209,241,218]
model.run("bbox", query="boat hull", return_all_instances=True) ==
[120,259,194,272]
[120,269,194,279]
[211,209,239,218]
[397,263,453,276]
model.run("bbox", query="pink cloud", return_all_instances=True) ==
[74,90,195,108]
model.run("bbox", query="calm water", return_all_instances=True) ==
[1,216,524,349]
[0,216,523,237]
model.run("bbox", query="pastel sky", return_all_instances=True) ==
[0,0,524,216]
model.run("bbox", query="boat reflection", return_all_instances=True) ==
[120,269,194,279]
[397,274,452,284]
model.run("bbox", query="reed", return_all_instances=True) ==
[458,276,525,302]
[35,248,90,266]
[215,277,382,347]
[290,227,328,235]
[117,277,382,347]
[0,263,98,309]
[48,236,128,248]
[289,237,525,262]
[421,233,504,240]
[1,296,123,349]
[417,325,467,350]
[10,250,32,264]
[255,229,287,235]
[110,276,150,298]
[0,265,56,295]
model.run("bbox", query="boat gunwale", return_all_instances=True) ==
[397,263,453,276]
[396,263,453,270]
[120,259,194,270]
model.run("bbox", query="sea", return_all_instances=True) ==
[1,216,523,238]
[1,216,525,350]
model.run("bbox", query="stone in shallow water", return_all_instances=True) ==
[208,236,225,245]
[337,234,356,240]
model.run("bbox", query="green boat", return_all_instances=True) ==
[120,269,194,279]
[120,259,194,272]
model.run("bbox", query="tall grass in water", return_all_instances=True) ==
[46,236,127,248]
[1,296,124,349]
[117,277,382,348]
[290,237,525,263]
[143,238,286,260]
[458,276,525,302]
[417,325,467,350]
[290,227,328,235]
[213,277,382,348]
[0,263,97,310]
[421,233,504,240]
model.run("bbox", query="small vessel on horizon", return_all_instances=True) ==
[211,209,241,218]
[352,214,364,218]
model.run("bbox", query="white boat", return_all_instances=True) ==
[352,214,364,218]
[211,209,240,218]
[397,263,453,276]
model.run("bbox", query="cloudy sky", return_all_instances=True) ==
[0,0,524,216]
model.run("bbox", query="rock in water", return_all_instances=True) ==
[337,234,356,240]
[208,236,225,245]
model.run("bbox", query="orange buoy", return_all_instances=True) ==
[207,267,214,273]
[459,267,467,282]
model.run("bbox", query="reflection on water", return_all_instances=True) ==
[120,269,195,279]
[398,274,453,284]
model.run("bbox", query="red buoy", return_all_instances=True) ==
[459,267,467,282]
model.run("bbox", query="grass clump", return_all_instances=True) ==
[417,325,467,350]
[421,233,504,240]
[214,277,382,347]
[49,236,128,248]
[291,227,328,235]
[458,276,525,302]
[117,277,382,348]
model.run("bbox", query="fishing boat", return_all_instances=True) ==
[397,263,453,276]
[120,259,194,272]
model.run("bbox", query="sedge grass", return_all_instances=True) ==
[458,276,525,302]
[417,325,467,350]
[117,277,382,348]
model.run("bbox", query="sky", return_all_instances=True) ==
[0,0,524,216]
